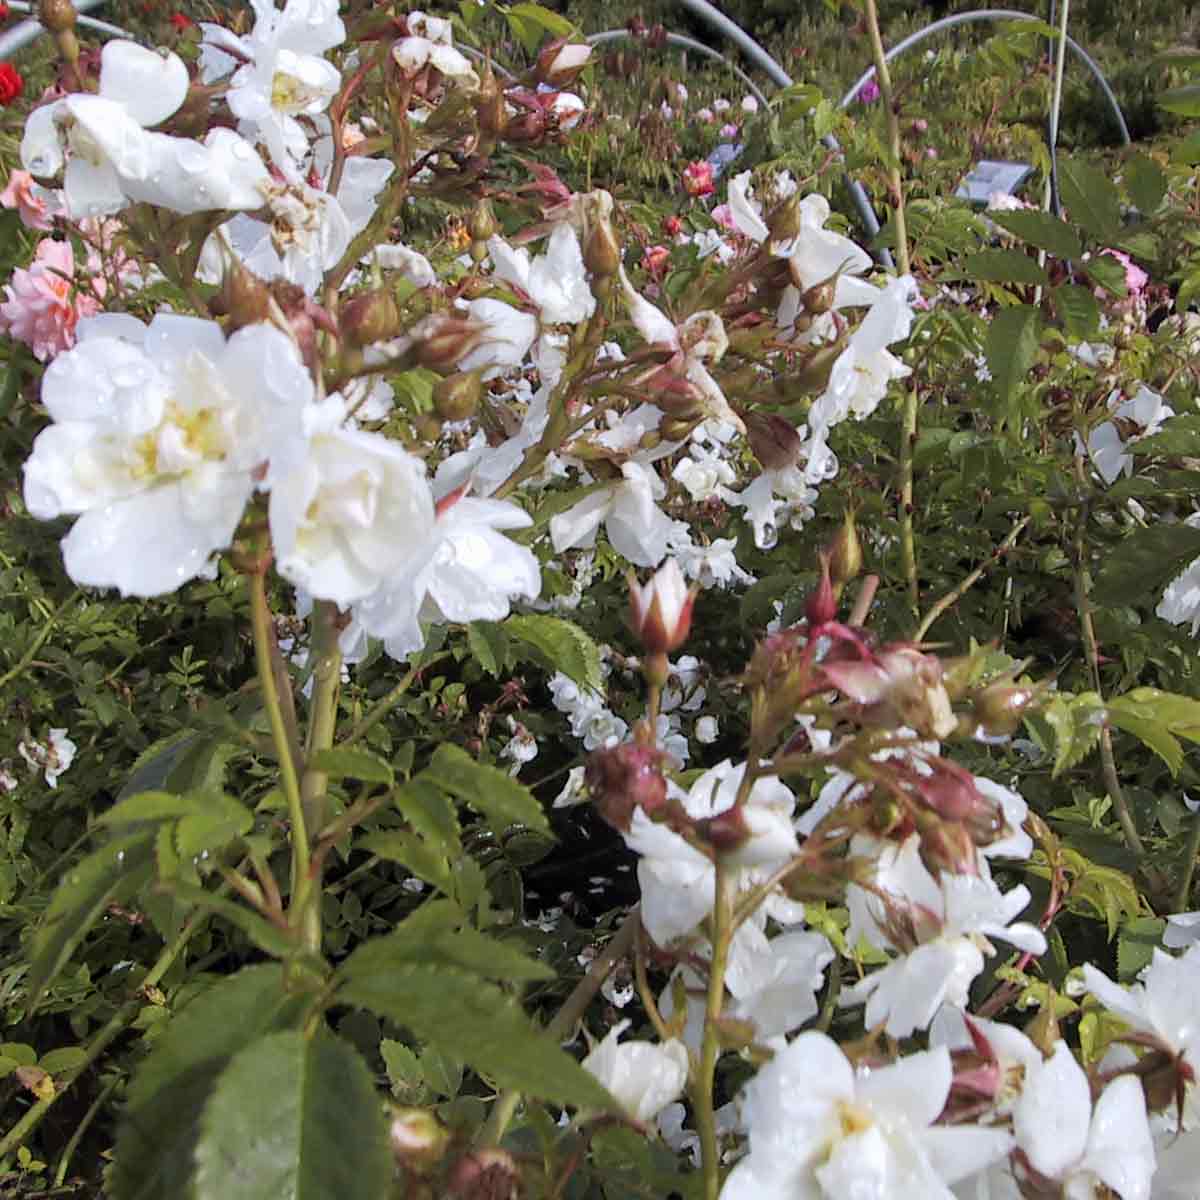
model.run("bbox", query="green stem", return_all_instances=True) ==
[474,907,641,1148]
[52,1074,118,1186]
[0,910,206,1160]
[695,861,735,1200]
[248,575,310,909]
[0,591,77,694]
[338,652,450,747]
[1174,807,1200,913]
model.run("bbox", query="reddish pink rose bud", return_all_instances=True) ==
[663,215,683,237]
[341,288,401,348]
[628,559,695,656]
[411,314,484,372]
[585,742,670,832]
[643,244,670,275]
[806,551,837,628]
[682,160,715,198]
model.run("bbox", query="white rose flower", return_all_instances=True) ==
[24,315,311,596]
[582,1020,689,1121]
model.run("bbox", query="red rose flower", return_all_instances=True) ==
[0,3,11,20]
[0,63,23,106]
[170,12,194,30]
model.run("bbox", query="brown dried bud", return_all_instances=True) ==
[476,63,508,138]
[410,314,484,372]
[916,814,979,878]
[745,411,802,472]
[800,276,837,315]
[434,370,482,421]
[340,289,400,348]
[584,217,621,280]
[643,366,705,420]
[505,108,547,144]
[38,0,76,33]
[793,340,844,393]
[767,194,802,246]
[584,742,670,832]
[447,1149,520,1200]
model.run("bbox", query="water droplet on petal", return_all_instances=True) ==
[757,522,778,550]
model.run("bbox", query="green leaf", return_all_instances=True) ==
[339,964,613,1110]
[306,747,394,788]
[358,831,453,892]
[1053,285,1101,340]
[989,210,1082,259]
[422,743,549,833]
[98,790,196,827]
[37,1047,87,1075]
[1092,524,1200,608]
[157,882,299,959]
[505,614,603,695]
[110,966,310,1200]
[984,304,1041,414]
[1105,709,1182,774]
[1084,254,1128,298]
[1160,84,1200,118]
[1129,414,1200,458]
[393,777,461,856]
[961,249,1048,285]
[466,621,510,678]
[117,732,200,801]
[339,912,553,984]
[192,1031,391,1200]
[1058,157,1122,242]
[1043,693,1104,777]
[1117,917,1166,980]
[1123,155,1167,214]
[27,833,154,1006]
[175,793,253,858]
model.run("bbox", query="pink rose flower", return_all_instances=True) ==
[643,244,670,274]
[719,122,739,140]
[0,240,101,362]
[682,160,715,198]
[0,170,55,231]
[711,203,737,232]
[858,78,881,104]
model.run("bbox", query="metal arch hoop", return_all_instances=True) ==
[0,0,133,60]
[838,8,1130,144]
[585,29,772,112]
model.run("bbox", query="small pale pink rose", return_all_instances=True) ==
[0,239,100,362]
[695,106,714,123]
[1100,248,1148,297]
[711,203,737,232]
[682,160,715,198]
[719,122,738,139]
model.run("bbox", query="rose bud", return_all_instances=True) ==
[446,1149,520,1200]
[745,411,802,471]
[410,314,484,372]
[467,197,498,245]
[475,63,507,139]
[584,216,622,281]
[805,551,837,628]
[38,0,76,33]
[767,193,802,245]
[916,814,980,878]
[628,558,695,656]
[642,244,670,275]
[584,742,670,832]
[434,370,482,421]
[800,274,837,315]
[209,259,272,331]
[663,214,683,237]
[388,1107,450,1173]
[535,38,592,88]
[828,507,863,593]
[341,288,400,347]
[972,682,1039,737]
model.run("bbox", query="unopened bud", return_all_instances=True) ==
[767,193,802,245]
[584,217,621,280]
[535,38,592,88]
[584,742,670,832]
[973,683,1038,737]
[410,314,484,372]
[794,341,844,392]
[38,0,75,33]
[506,108,547,144]
[800,276,837,315]
[916,814,979,878]
[388,1107,450,1173]
[447,1149,520,1200]
[628,558,694,656]
[745,411,803,472]
[806,551,837,627]
[269,280,319,369]
[210,260,272,331]
[476,63,507,138]
[434,370,482,421]
[644,367,704,420]
[467,197,499,244]
[828,508,863,593]
[341,288,400,348]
